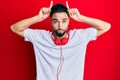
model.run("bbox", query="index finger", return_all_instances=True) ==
[49,0,53,8]
[66,1,69,9]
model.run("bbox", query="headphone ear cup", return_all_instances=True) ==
[54,38,61,45]
[61,38,68,45]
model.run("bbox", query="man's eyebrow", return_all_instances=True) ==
[52,18,68,21]
[63,18,68,20]
[52,19,58,21]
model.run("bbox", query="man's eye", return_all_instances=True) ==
[63,20,67,23]
[53,21,58,23]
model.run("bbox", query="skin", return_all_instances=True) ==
[11,1,111,39]
[51,12,69,39]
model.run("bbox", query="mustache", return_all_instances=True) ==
[56,29,65,31]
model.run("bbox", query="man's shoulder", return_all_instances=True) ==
[69,28,96,32]
[24,28,50,34]
[69,28,97,37]
[69,28,85,33]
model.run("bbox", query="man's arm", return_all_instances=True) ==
[75,15,111,37]
[11,1,53,37]
[66,1,111,37]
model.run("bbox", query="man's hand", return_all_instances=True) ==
[10,1,53,37]
[38,1,53,21]
[66,1,111,37]
[66,1,82,21]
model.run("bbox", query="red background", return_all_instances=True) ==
[0,0,120,80]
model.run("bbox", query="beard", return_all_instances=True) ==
[54,29,66,37]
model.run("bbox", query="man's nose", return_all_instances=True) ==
[58,22,63,29]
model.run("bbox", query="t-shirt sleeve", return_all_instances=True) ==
[24,28,40,42]
[79,28,97,41]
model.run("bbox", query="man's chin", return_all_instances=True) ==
[54,30,66,37]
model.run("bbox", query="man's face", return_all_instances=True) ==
[51,12,69,37]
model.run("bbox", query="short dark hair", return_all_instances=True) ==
[50,3,69,17]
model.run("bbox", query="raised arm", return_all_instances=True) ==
[11,1,53,37]
[66,1,111,37]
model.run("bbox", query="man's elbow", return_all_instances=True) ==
[106,23,111,31]
[102,23,111,33]
[10,24,22,33]
[96,23,111,37]
[10,25,15,32]
[10,25,24,37]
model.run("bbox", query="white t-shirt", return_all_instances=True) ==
[24,28,97,80]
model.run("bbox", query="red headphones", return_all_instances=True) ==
[52,33,69,45]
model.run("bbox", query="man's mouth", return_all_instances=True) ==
[57,29,64,33]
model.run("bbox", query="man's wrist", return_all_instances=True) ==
[34,15,44,22]
[77,15,86,22]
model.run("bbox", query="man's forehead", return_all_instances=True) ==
[52,12,68,17]
[51,13,69,21]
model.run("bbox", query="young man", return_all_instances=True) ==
[11,1,111,80]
